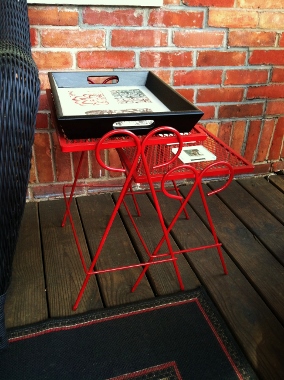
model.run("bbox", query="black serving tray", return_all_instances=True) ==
[48,71,204,139]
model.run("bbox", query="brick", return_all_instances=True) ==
[272,161,284,172]
[52,132,72,182]
[197,105,215,120]
[197,51,246,67]
[218,122,232,146]
[33,133,54,183]
[174,70,222,85]
[259,12,284,29]
[256,119,275,162]
[41,29,105,48]
[209,9,258,28]
[176,88,194,103]
[253,163,271,174]
[140,51,193,68]
[38,73,50,91]
[266,100,284,115]
[225,69,269,85]
[32,51,73,70]
[38,93,49,111]
[229,30,276,48]
[244,120,262,162]
[272,68,284,83]
[148,10,203,28]
[173,31,224,48]
[77,51,135,69]
[32,184,70,200]
[108,149,123,178]
[30,28,38,47]
[183,0,234,6]
[152,70,171,84]
[72,152,89,180]
[237,0,284,8]
[197,88,244,103]
[205,122,219,136]
[219,102,264,119]
[84,178,126,193]
[83,8,143,26]
[164,0,180,4]
[28,7,78,26]
[247,85,284,100]
[231,121,247,155]
[111,30,167,47]
[268,117,284,160]
[35,113,49,129]
[249,50,284,65]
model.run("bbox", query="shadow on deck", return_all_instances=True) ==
[5,174,284,380]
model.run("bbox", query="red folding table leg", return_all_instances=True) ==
[159,162,234,276]
[131,169,200,293]
[72,130,142,311]
[62,151,85,227]
[196,181,228,273]
[161,162,234,273]
[132,161,234,292]
[126,181,142,217]
[131,126,186,293]
[72,172,141,310]
[172,180,189,220]
[119,152,145,217]
[131,179,184,293]
[192,162,235,275]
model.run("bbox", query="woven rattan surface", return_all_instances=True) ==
[0,0,40,349]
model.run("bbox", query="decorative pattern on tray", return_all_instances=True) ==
[57,86,170,116]
[172,145,217,163]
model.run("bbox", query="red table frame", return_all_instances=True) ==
[47,90,254,310]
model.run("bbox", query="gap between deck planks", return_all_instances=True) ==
[4,174,284,380]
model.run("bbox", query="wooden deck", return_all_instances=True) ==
[4,174,284,380]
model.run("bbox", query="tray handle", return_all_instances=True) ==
[112,120,155,131]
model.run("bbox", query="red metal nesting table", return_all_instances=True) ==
[47,90,254,310]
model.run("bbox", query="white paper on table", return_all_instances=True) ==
[172,145,216,163]
[55,86,170,116]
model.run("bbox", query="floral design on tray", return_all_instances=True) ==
[68,90,109,106]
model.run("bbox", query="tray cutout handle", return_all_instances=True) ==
[87,75,119,84]
[113,120,155,131]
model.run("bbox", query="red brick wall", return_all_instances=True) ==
[28,1,284,199]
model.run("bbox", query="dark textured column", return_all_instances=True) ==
[0,0,40,350]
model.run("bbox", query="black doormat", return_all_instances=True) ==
[0,288,257,379]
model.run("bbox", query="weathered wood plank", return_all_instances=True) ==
[208,180,284,265]
[39,199,103,316]
[5,203,48,328]
[156,190,284,380]
[268,174,284,193]
[180,184,284,325]
[237,177,284,224]
[116,192,201,295]
[77,194,154,307]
